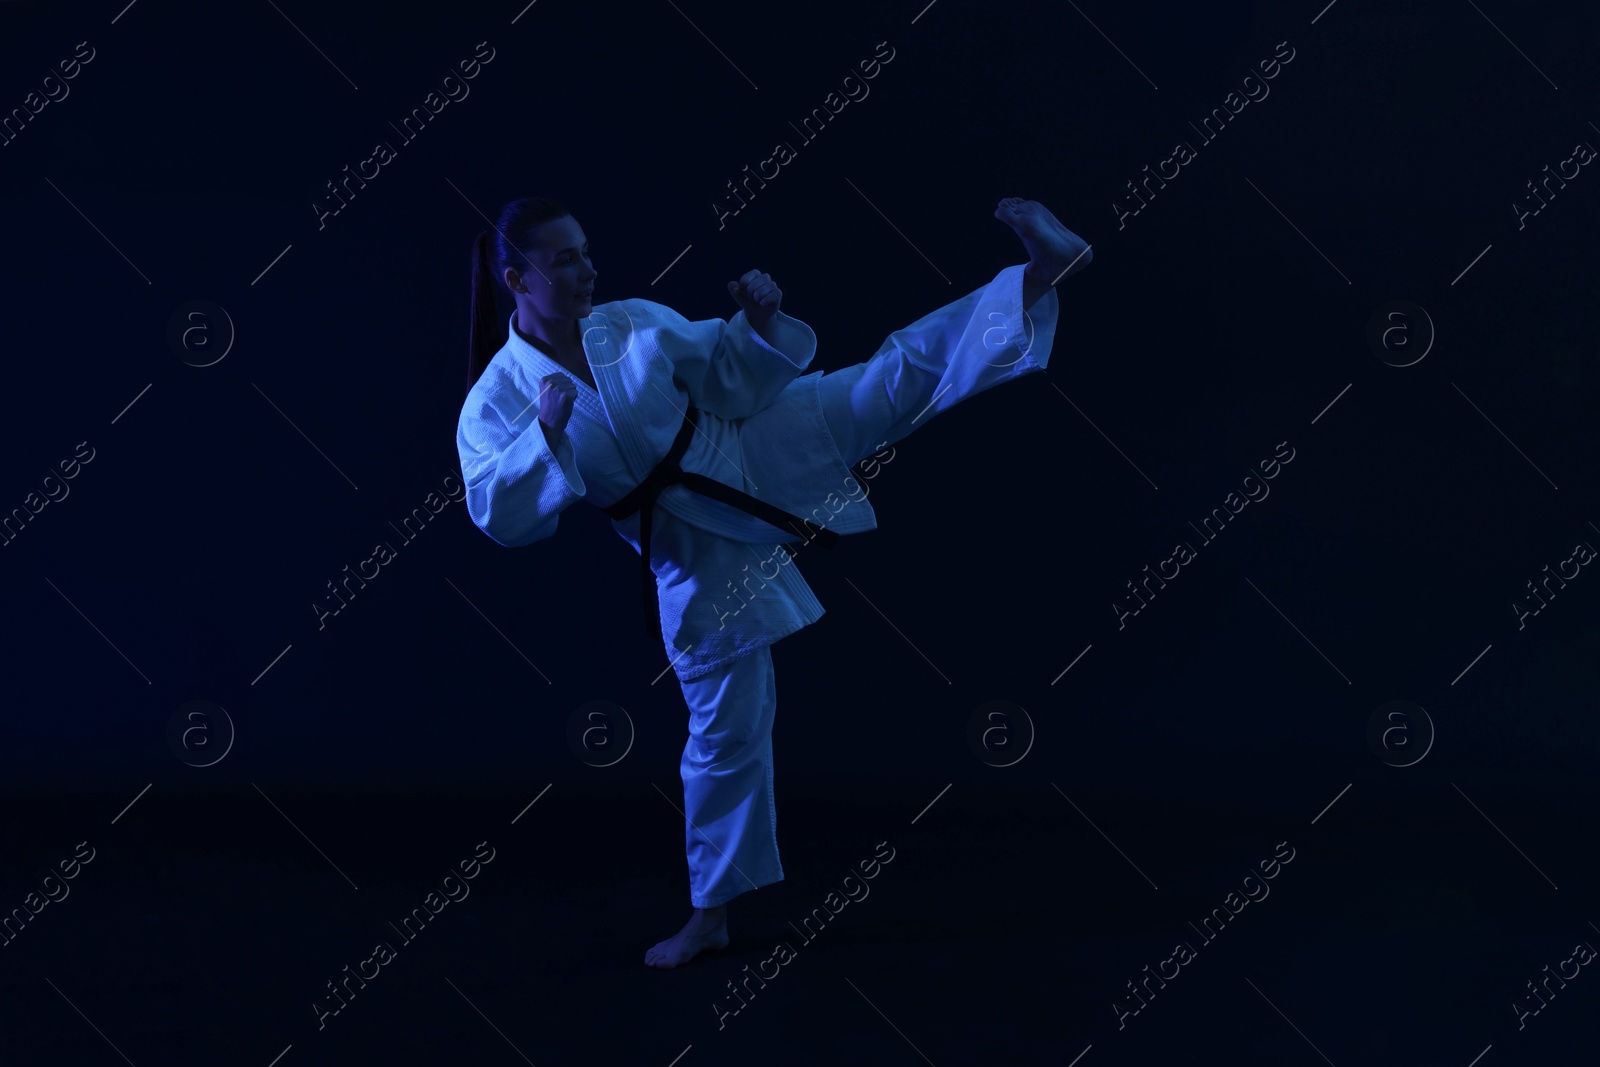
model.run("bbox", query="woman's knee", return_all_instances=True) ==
[684,652,774,754]
[691,703,774,758]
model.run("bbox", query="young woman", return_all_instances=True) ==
[457,195,1091,969]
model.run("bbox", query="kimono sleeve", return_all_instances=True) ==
[650,300,819,419]
[456,392,586,548]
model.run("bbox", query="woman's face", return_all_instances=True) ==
[506,214,597,323]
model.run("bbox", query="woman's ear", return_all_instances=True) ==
[503,266,525,293]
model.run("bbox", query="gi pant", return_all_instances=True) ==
[678,644,783,908]
[675,263,1058,908]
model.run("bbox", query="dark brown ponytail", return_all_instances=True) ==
[466,196,570,394]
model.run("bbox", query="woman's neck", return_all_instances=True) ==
[513,309,580,356]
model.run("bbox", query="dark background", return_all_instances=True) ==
[0,0,1596,1063]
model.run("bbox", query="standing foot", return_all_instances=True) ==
[994,197,1093,288]
[645,904,730,969]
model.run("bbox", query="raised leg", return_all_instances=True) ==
[817,197,1091,467]
[818,267,1053,467]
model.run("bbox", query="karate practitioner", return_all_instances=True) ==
[456,195,1091,968]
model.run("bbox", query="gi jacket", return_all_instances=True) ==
[456,300,877,680]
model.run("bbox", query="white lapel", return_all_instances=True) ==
[579,304,657,481]
[502,305,660,484]
[504,310,611,427]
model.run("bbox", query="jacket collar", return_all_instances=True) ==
[501,307,662,481]
[502,309,611,429]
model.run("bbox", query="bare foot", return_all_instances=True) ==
[645,905,730,969]
[994,197,1093,285]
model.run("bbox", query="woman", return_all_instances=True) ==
[456,195,1091,969]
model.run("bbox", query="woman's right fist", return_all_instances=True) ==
[536,372,578,436]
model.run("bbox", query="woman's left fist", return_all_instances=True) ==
[728,269,781,328]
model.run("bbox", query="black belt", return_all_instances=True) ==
[599,393,839,644]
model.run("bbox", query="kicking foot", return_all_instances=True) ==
[995,197,1093,285]
[645,905,730,969]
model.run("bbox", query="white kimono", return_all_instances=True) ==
[459,265,1059,909]
[456,264,1058,684]
[456,300,882,681]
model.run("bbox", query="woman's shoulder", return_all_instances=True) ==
[461,347,532,420]
[592,295,685,326]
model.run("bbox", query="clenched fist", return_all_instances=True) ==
[727,269,782,333]
[536,372,578,440]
